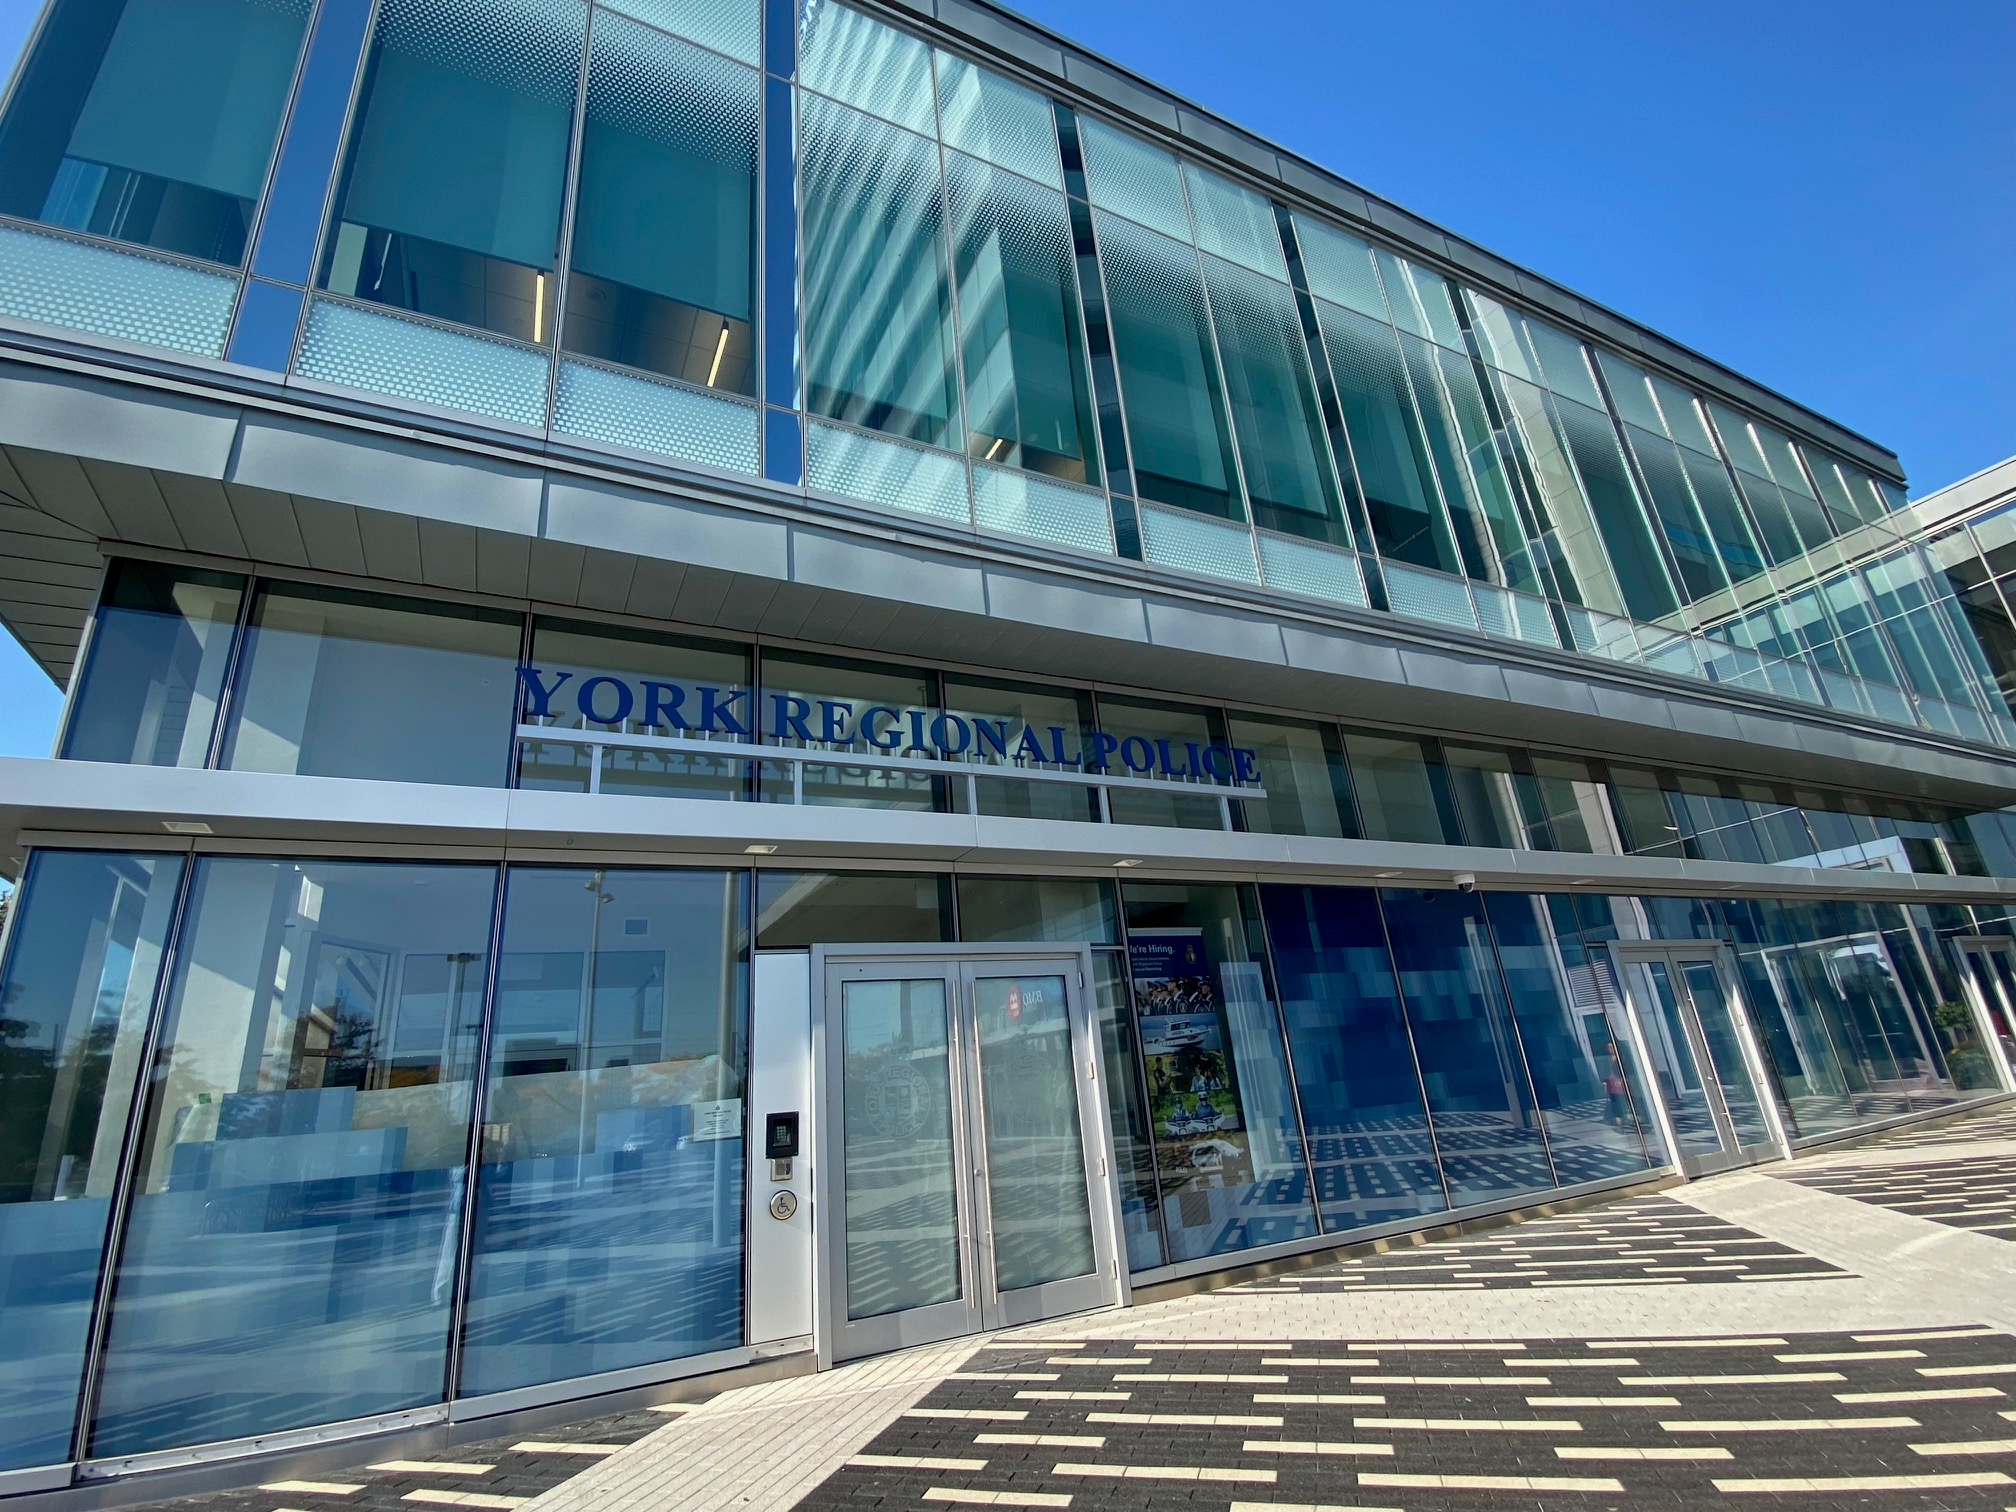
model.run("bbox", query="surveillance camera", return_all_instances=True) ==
[1453,872,1477,892]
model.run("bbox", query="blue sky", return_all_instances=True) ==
[0,0,2009,760]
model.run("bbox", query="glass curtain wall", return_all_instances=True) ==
[0,0,312,264]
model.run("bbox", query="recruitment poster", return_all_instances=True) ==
[1128,927,1251,1187]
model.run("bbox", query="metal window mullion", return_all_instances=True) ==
[201,572,263,771]
[66,848,201,1463]
[1172,168,1255,546]
[1063,181,1141,554]
[542,2,598,434]
[441,863,515,1405]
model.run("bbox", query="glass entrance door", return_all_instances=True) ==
[1609,946,1786,1177]
[1952,938,2016,1090]
[819,951,1121,1364]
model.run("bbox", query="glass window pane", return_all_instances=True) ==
[563,13,757,392]
[956,876,1118,944]
[1482,893,1657,1180]
[0,850,183,1472]
[1528,754,1611,854]
[1202,255,1343,544]
[221,582,521,788]
[1552,395,1678,620]
[754,870,951,947]
[1091,952,1164,1270]
[933,52,1060,189]
[757,649,941,810]
[796,0,934,135]
[1378,887,1554,1205]
[1291,216,1387,321]
[1259,883,1448,1234]
[1076,117,1189,243]
[1230,712,1351,838]
[945,152,1100,484]
[1122,881,1316,1262]
[1339,728,1455,845]
[600,0,758,66]
[0,0,311,265]
[459,866,747,1395]
[90,858,496,1456]
[1429,343,1541,593]
[63,559,243,768]
[1442,743,1524,849]
[1523,317,1603,409]
[322,0,586,343]
[1490,372,1627,616]
[517,617,750,801]
[1098,694,1227,831]
[1182,164,1284,280]
[1094,210,1242,520]
[800,95,960,447]
[941,674,1100,822]
[1622,423,1726,601]
[1315,300,1459,574]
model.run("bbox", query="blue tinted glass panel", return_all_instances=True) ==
[1121,882,1316,1263]
[1259,884,1447,1234]
[1378,888,1555,1205]
[0,850,183,1472]
[0,0,311,265]
[90,858,496,1456]
[221,582,521,788]
[1481,892,1657,1182]
[225,276,305,370]
[564,13,757,391]
[459,866,747,1396]
[322,0,585,342]
[64,559,243,768]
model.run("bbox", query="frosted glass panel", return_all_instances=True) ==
[1140,502,1260,583]
[554,360,759,473]
[797,0,933,134]
[1077,117,1189,242]
[1384,562,1479,630]
[807,421,971,523]
[0,225,234,356]
[602,0,759,64]
[1183,164,1285,279]
[972,464,1112,554]
[935,53,1061,188]
[1258,533,1367,607]
[297,299,551,426]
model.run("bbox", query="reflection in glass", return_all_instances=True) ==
[459,867,746,1395]
[563,13,756,391]
[941,675,1099,822]
[1380,888,1553,1204]
[63,559,243,768]
[1230,714,1352,838]
[757,650,942,810]
[800,95,960,446]
[1098,694,1228,831]
[90,859,495,1456]
[0,0,311,264]
[972,974,1094,1290]
[840,977,960,1318]
[1260,884,1448,1233]
[321,0,586,342]
[1620,958,1721,1158]
[1121,882,1314,1262]
[1679,961,1771,1146]
[956,876,1117,944]
[1339,729,1454,845]
[1483,894,1656,1180]
[945,152,1099,483]
[517,618,750,801]
[0,850,183,1471]
[1090,953,1164,1270]
[222,582,521,787]
[754,871,951,949]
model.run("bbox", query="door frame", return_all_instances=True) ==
[1948,936,2016,1092]
[1605,941,1791,1176]
[809,943,1126,1368]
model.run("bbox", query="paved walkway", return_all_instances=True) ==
[147,1100,2016,1512]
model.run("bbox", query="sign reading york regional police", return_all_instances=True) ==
[517,667,1262,787]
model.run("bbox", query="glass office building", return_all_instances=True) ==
[0,0,2013,1494]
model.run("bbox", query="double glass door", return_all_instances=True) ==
[1610,946,1786,1177]
[818,951,1121,1364]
